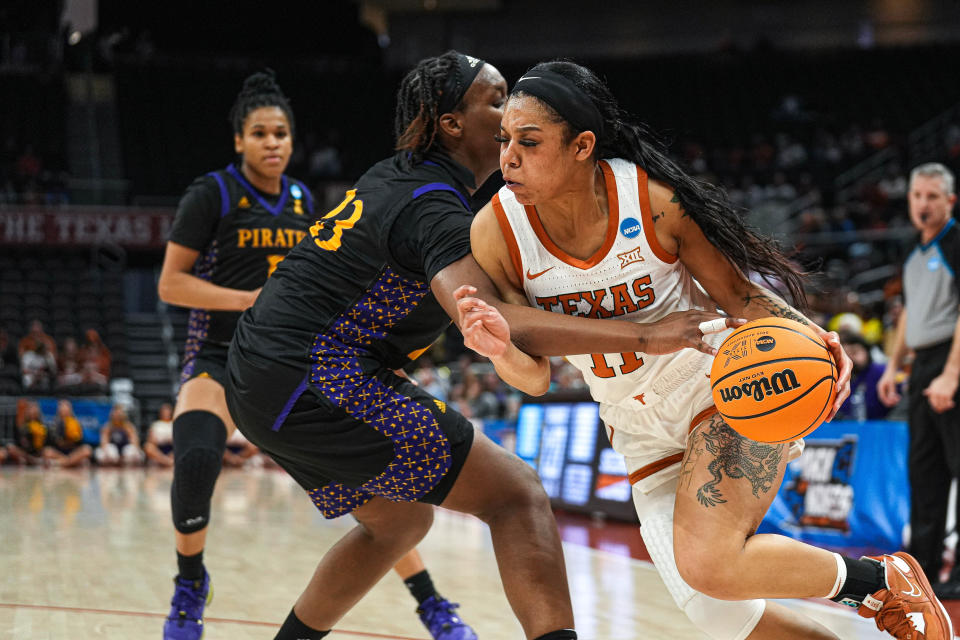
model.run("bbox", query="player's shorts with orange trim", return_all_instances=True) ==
[601,356,718,495]
[225,351,474,519]
[180,341,229,386]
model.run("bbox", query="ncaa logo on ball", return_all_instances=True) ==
[755,335,776,352]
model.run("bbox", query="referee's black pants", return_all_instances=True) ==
[908,342,960,582]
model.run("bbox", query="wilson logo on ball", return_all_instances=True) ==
[716,368,801,403]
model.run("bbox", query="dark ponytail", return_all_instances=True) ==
[516,61,807,308]
[228,69,295,136]
[394,51,462,164]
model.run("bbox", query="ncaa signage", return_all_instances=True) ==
[759,420,908,550]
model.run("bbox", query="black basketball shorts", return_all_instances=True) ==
[180,341,229,386]
[226,350,474,519]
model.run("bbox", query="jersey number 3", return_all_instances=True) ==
[309,189,364,252]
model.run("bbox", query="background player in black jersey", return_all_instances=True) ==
[225,51,729,640]
[157,71,476,640]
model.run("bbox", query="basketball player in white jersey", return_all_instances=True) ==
[454,60,952,640]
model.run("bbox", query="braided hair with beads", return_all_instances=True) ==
[228,69,295,136]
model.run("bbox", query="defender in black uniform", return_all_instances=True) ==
[226,53,581,640]
[226,52,729,640]
[159,71,477,640]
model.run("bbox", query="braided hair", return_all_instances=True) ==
[228,69,295,136]
[394,51,462,164]
[513,61,807,307]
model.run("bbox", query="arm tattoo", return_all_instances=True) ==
[669,192,689,217]
[652,210,664,224]
[678,414,784,508]
[741,292,808,325]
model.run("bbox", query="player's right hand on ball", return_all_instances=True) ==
[643,310,745,356]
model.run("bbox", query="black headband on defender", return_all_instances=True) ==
[438,53,485,114]
[513,69,604,138]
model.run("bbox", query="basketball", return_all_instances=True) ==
[710,317,838,443]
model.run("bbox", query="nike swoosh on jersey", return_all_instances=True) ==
[526,266,555,280]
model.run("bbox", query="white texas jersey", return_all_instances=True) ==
[492,158,719,412]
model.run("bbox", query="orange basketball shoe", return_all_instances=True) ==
[858,552,954,639]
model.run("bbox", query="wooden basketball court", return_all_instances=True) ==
[0,466,951,639]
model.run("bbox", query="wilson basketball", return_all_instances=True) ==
[710,317,837,443]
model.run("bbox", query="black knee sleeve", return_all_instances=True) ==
[171,410,227,534]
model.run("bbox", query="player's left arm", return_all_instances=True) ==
[650,179,851,419]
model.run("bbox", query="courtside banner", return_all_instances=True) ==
[758,420,908,551]
[0,207,173,248]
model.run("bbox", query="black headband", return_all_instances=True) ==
[513,69,604,138]
[438,53,485,114]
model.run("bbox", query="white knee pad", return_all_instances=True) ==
[635,480,765,640]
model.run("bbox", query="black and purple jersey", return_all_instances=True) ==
[231,151,475,375]
[169,164,314,347]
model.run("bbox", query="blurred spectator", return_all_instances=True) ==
[764,171,798,203]
[18,319,57,359]
[840,124,865,158]
[834,332,890,421]
[57,336,84,388]
[946,123,960,162]
[864,118,891,151]
[144,403,174,467]
[6,400,46,465]
[223,428,261,468]
[80,328,111,378]
[95,404,142,467]
[21,340,57,391]
[775,134,807,171]
[44,399,93,468]
[77,360,109,393]
[878,165,908,201]
[413,364,449,402]
[551,359,588,391]
[58,336,82,372]
[464,374,500,421]
[827,312,864,336]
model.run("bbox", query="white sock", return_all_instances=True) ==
[826,552,847,599]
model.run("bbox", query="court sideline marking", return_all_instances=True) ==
[0,602,425,639]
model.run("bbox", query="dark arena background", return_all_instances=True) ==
[2,0,960,638]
